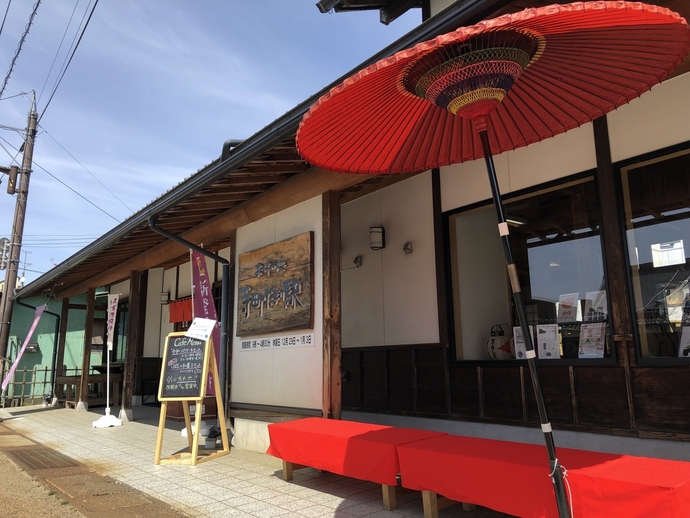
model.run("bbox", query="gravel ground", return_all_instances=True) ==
[0,450,84,518]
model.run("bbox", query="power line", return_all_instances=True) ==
[0,133,120,222]
[41,126,134,213]
[31,158,120,222]
[0,0,13,40]
[38,0,99,124]
[37,0,81,105]
[0,0,41,99]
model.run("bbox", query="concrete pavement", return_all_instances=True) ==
[0,404,513,517]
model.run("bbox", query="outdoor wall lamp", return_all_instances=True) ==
[403,241,413,254]
[316,0,341,14]
[370,226,385,250]
[160,292,170,305]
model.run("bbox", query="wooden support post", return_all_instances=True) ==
[322,191,342,420]
[283,460,294,481]
[422,490,438,518]
[77,288,95,411]
[121,270,146,421]
[382,484,397,511]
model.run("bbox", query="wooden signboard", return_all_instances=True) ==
[154,331,230,466]
[237,231,314,337]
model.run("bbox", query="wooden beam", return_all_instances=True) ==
[58,167,367,299]
[322,191,342,420]
[77,287,96,410]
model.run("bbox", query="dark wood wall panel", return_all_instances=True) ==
[482,367,522,420]
[388,350,414,412]
[632,368,690,434]
[361,350,387,410]
[415,348,447,415]
[340,346,690,440]
[449,366,480,417]
[575,368,630,428]
[341,349,361,409]
[525,367,573,424]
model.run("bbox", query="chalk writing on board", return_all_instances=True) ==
[159,334,207,399]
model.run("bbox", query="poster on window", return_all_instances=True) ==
[237,232,314,337]
[558,293,580,323]
[584,290,607,322]
[536,324,560,359]
[513,326,534,360]
[578,322,606,358]
[679,327,690,358]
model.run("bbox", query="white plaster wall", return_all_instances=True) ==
[109,280,130,298]
[341,172,439,347]
[231,197,323,411]
[143,268,164,357]
[608,73,690,163]
[441,125,596,212]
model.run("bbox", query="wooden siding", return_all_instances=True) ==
[342,343,690,439]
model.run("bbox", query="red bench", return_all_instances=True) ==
[396,434,690,518]
[266,417,446,510]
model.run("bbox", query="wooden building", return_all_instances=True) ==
[10,0,690,457]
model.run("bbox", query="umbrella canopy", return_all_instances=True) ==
[297,2,690,174]
[297,4,690,516]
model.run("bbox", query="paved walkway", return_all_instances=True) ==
[0,405,512,517]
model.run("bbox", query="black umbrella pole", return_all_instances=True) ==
[478,130,571,518]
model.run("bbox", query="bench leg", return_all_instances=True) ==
[382,484,396,511]
[283,460,294,481]
[422,490,438,518]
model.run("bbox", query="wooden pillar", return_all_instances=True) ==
[593,116,636,430]
[53,298,70,405]
[77,287,96,411]
[322,191,342,420]
[121,270,147,421]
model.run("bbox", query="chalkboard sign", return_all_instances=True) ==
[158,332,210,401]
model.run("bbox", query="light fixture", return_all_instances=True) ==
[403,242,413,254]
[316,0,341,13]
[161,292,170,304]
[370,226,385,250]
[354,255,362,268]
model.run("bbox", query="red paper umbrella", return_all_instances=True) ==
[297,3,690,517]
[298,2,690,175]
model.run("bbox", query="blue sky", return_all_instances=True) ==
[0,1,420,283]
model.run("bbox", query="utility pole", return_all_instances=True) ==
[0,93,38,362]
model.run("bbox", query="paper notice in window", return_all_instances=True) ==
[558,293,580,323]
[536,324,560,359]
[513,326,534,360]
[584,290,607,322]
[578,322,606,358]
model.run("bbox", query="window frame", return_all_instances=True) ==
[443,171,617,366]
[617,140,690,367]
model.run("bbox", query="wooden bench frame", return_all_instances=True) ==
[280,460,398,510]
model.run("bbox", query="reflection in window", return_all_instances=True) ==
[448,178,610,361]
[621,147,690,358]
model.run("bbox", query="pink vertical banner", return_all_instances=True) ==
[2,304,46,392]
[191,250,221,395]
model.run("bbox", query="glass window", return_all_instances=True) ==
[448,177,611,361]
[621,147,690,359]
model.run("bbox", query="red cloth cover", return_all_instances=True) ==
[396,435,690,518]
[266,417,446,485]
